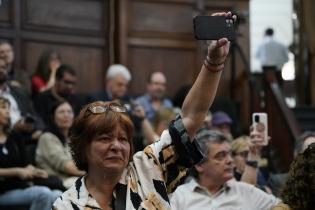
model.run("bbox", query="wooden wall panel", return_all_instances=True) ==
[129,2,194,35]
[23,0,105,34]
[128,47,197,97]
[23,41,105,94]
[0,0,13,27]
[0,0,111,95]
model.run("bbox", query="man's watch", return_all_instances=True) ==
[245,160,258,168]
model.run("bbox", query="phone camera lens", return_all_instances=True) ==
[254,115,260,123]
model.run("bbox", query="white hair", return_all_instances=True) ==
[106,64,131,81]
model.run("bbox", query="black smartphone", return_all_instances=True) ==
[193,16,236,41]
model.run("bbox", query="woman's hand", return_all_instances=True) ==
[249,125,269,158]
[16,165,35,180]
[33,167,49,178]
[132,104,146,120]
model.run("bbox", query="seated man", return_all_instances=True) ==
[34,64,84,124]
[137,71,173,122]
[171,130,280,210]
[0,57,43,132]
[88,64,132,104]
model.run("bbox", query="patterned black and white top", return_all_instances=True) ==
[52,115,204,210]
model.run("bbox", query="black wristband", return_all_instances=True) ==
[246,160,258,168]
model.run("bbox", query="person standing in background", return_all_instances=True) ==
[255,28,289,86]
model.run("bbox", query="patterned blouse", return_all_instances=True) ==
[52,115,204,210]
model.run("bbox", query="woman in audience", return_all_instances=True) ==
[0,97,61,209]
[231,135,271,193]
[36,101,85,189]
[52,11,235,210]
[31,50,61,97]
[272,142,315,210]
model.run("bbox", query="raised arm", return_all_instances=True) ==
[181,12,235,139]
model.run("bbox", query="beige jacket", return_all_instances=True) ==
[35,132,72,180]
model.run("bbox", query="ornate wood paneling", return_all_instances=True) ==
[0,0,111,94]
[22,0,105,35]
[0,0,12,27]
[129,2,194,35]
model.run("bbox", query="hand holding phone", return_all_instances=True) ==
[251,113,268,146]
[193,16,236,41]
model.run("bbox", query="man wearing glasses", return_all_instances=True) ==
[34,64,84,125]
[171,130,280,210]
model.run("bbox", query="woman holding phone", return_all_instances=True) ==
[53,12,235,210]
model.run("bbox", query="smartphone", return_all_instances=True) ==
[252,113,268,145]
[193,16,236,41]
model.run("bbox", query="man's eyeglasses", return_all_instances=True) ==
[87,105,127,114]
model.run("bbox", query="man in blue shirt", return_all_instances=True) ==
[136,71,173,122]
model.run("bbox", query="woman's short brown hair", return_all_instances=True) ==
[69,101,134,171]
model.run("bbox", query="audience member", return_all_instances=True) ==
[137,71,173,122]
[211,111,233,140]
[255,28,289,85]
[295,131,315,155]
[0,97,61,209]
[171,130,280,210]
[88,64,132,105]
[133,106,177,145]
[272,142,315,210]
[0,41,29,91]
[268,130,315,196]
[231,135,271,193]
[36,101,85,189]
[52,11,233,210]
[31,50,61,97]
[34,64,84,124]
[0,57,42,130]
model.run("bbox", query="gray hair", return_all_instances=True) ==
[196,129,229,160]
[189,129,229,180]
[106,64,131,81]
